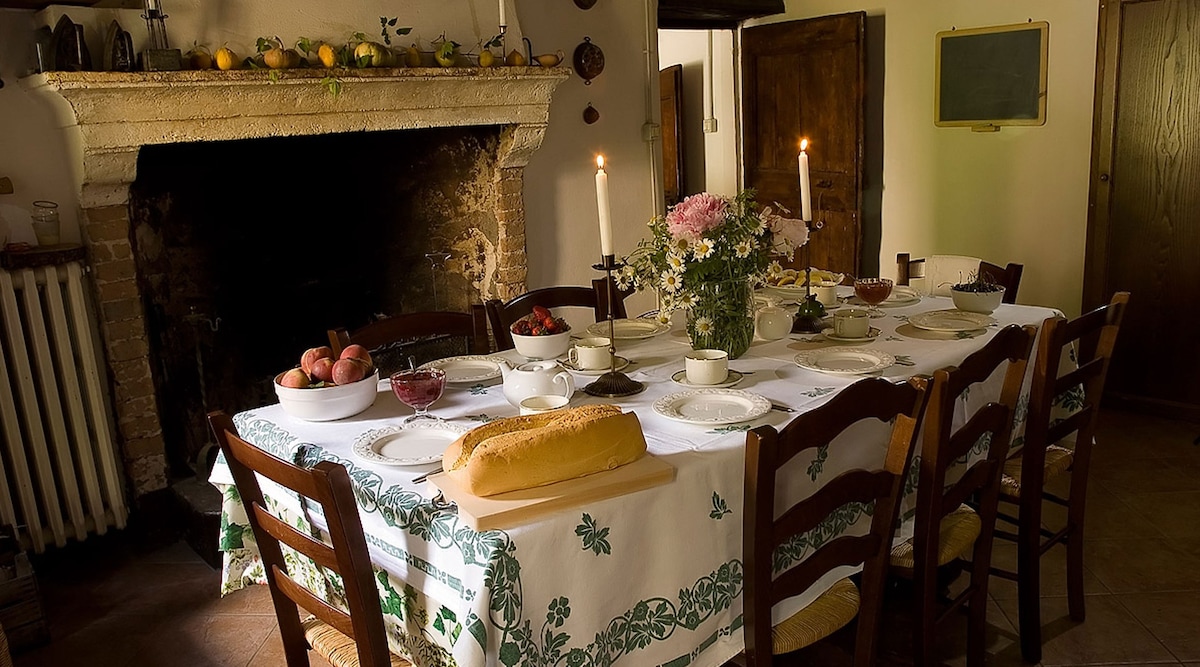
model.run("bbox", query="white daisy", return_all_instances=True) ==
[677,292,697,308]
[656,311,672,325]
[661,271,683,293]
[692,239,715,260]
[666,253,686,273]
[734,240,753,258]
[767,261,783,278]
[693,316,714,336]
[670,237,692,255]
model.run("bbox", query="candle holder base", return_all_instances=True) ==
[582,372,645,398]
[792,295,827,334]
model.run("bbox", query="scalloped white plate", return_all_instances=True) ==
[418,355,506,384]
[652,388,771,425]
[907,309,996,333]
[794,347,896,375]
[352,421,468,467]
[585,318,671,340]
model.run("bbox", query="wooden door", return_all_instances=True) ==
[742,12,865,278]
[1086,0,1200,420]
[661,64,685,207]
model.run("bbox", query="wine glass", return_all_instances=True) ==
[389,368,447,424]
[853,277,894,318]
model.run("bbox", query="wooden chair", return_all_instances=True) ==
[991,292,1131,664]
[889,324,1037,667]
[328,304,490,375]
[486,277,632,351]
[896,253,1024,304]
[207,411,410,667]
[738,377,929,667]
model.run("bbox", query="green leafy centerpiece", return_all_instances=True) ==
[618,190,807,359]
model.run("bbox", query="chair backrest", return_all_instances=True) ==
[486,277,631,351]
[743,377,929,667]
[329,304,490,375]
[909,324,1036,576]
[896,253,1023,303]
[207,411,393,667]
[1020,292,1130,499]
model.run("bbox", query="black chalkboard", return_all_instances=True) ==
[935,21,1048,128]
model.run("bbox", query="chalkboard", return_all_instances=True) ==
[935,21,1048,128]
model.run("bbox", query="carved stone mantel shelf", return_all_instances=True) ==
[25,67,570,207]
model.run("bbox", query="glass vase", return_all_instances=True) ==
[686,278,755,359]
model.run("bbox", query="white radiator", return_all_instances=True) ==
[0,262,127,552]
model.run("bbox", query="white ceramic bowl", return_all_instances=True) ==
[273,369,380,422]
[511,329,572,360]
[951,288,1005,314]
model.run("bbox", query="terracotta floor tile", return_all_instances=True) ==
[249,625,334,667]
[986,541,1108,601]
[1117,592,1200,662]
[128,613,276,666]
[13,612,163,667]
[1088,458,1200,496]
[994,595,1176,666]
[1121,491,1200,539]
[1019,478,1164,540]
[1084,538,1200,593]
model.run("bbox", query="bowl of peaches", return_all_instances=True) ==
[274,344,379,421]
[510,306,572,360]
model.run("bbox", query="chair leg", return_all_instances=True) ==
[1066,525,1087,622]
[1016,511,1043,663]
[967,553,991,667]
[912,571,940,667]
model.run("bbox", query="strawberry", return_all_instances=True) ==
[532,305,551,320]
[543,316,556,329]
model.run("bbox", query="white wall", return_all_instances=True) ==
[657,29,739,197]
[743,0,1099,316]
[0,1,660,313]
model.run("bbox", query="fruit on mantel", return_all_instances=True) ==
[405,44,422,67]
[317,42,339,68]
[354,41,395,67]
[280,345,377,389]
[214,47,240,71]
[264,46,301,69]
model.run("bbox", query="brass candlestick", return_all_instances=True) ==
[583,255,645,398]
[791,217,827,333]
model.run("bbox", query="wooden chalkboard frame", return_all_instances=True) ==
[934,21,1049,129]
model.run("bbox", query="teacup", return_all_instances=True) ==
[833,308,871,339]
[568,336,611,370]
[685,349,729,385]
[519,394,571,416]
[814,284,839,307]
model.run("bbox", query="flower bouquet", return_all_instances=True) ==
[617,189,807,359]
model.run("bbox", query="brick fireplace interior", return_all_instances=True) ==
[128,126,503,479]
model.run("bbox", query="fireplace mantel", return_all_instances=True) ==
[23,66,570,496]
[26,67,570,207]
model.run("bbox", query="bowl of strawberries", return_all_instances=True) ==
[510,306,572,360]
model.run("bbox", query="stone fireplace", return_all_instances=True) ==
[28,67,569,497]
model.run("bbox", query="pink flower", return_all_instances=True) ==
[764,208,809,257]
[665,193,728,241]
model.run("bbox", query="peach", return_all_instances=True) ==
[332,357,370,385]
[279,368,311,389]
[339,344,373,365]
[310,357,335,383]
[301,346,333,374]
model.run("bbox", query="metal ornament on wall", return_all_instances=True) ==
[573,36,604,85]
[574,0,598,9]
[583,103,600,124]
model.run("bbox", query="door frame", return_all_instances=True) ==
[1082,0,1119,313]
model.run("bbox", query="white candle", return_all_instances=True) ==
[499,0,507,27]
[798,139,812,222]
[595,155,614,256]
[145,0,160,11]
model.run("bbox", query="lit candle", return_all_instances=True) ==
[798,138,812,222]
[499,0,507,27]
[145,0,160,11]
[595,155,614,257]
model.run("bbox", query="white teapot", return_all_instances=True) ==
[497,359,575,408]
[755,304,794,341]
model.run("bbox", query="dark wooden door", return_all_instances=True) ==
[742,12,865,278]
[661,64,685,207]
[1086,0,1200,420]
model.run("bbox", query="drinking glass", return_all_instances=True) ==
[853,277,893,318]
[389,368,447,424]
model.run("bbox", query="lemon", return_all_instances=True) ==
[317,43,338,68]
[215,47,240,71]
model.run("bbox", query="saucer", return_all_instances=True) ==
[821,326,882,343]
[562,356,630,376]
[670,369,745,389]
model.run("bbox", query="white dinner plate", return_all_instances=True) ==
[352,421,468,466]
[418,355,506,384]
[652,388,771,425]
[670,369,745,389]
[847,285,922,308]
[585,318,671,340]
[562,356,630,376]
[794,347,896,375]
[821,327,882,343]
[907,309,996,333]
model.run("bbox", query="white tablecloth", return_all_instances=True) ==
[210,293,1067,667]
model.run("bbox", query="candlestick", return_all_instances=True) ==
[798,138,812,222]
[583,257,644,398]
[595,155,614,256]
[499,0,507,29]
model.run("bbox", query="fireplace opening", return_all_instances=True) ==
[128,126,504,478]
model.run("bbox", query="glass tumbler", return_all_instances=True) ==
[31,200,61,246]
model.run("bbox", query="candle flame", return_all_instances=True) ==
[596,155,605,169]
[799,139,809,152]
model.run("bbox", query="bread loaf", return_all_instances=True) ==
[442,404,648,497]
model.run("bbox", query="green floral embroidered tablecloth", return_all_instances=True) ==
[210,295,1067,667]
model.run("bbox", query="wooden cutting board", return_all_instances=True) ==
[426,455,676,532]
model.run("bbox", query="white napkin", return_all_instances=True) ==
[0,204,37,246]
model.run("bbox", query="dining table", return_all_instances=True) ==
[209,288,1072,667]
